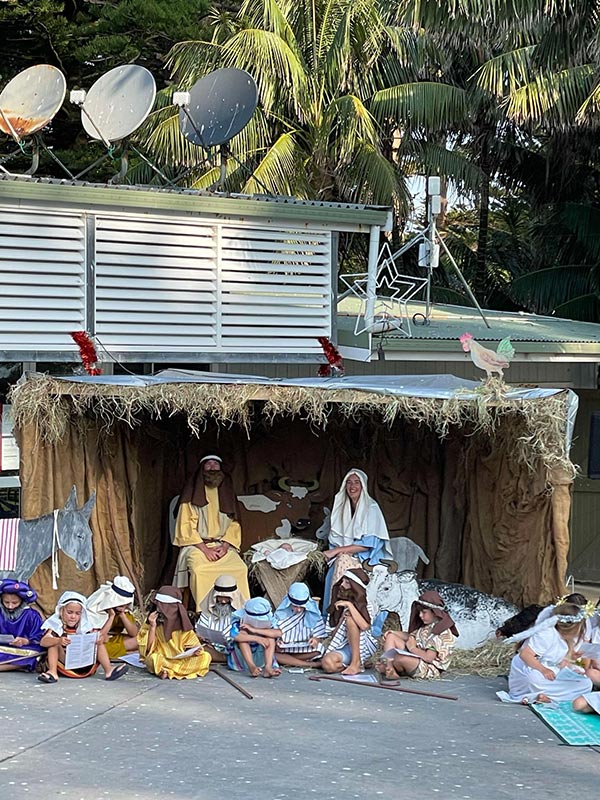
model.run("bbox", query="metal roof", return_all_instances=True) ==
[0,174,392,231]
[337,298,600,358]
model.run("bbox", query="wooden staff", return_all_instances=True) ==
[308,674,458,701]
[210,666,254,700]
[0,653,43,667]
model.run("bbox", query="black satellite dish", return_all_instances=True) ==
[178,68,258,149]
[0,65,66,174]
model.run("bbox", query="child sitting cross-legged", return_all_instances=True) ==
[227,597,282,678]
[274,582,326,668]
[138,586,211,680]
[0,579,45,673]
[377,590,458,681]
[39,591,128,684]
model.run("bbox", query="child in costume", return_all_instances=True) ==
[86,575,139,660]
[0,579,44,672]
[196,574,245,663]
[138,586,210,679]
[503,602,593,704]
[227,597,282,678]
[378,590,458,680]
[39,591,128,683]
[274,582,326,667]
[321,568,377,676]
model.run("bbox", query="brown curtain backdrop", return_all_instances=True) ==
[17,410,571,614]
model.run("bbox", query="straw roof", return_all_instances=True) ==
[9,374,576,479]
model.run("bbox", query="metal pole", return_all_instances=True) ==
[425,199,436,322]
[364,225,381,331]
[436,234,491,329]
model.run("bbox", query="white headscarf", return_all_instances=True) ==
[199,574,245,615]
[329,469,390,551]
[42,591,94,634]
[85,576,135,629]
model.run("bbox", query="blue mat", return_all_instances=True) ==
[531,701,600,746]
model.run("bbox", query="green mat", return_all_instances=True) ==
[531,701,600,746]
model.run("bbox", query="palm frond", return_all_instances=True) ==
[505,64,595,125]
[472,46,536,97]
[336,143,408,208]
[166,40,224,84]
[511,264,594,313]
[241,131,301,196]
[370,82,472,131]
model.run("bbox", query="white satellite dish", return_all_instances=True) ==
[79,64,156,143]
[0,65,66,141]
[178,68,258,149]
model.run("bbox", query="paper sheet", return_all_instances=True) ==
[64,632,97,670]
[382,647,424,661]
[118,652,146,669]
[195,624,227,646]
[0,634,15,644]
[555,666,586,681]
[172,645,203,660]
[579,643,600,660]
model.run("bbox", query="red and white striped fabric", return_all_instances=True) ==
[0,518,19,571]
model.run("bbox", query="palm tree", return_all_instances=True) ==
[137,0,415,209]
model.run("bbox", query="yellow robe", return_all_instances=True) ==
[138,623,211,679]
[173,486,250,610]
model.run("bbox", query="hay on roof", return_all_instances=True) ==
[8,374,575,478]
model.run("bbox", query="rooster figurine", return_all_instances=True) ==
[460,333,515,380]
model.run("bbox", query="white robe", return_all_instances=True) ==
[508,627,592,702]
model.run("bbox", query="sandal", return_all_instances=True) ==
[106,663,129,681]
[38,672,58,684]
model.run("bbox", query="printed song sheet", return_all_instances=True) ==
[64,632,97,670]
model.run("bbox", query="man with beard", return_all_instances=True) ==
[320,568,377,676]
[195,574,245,663]
[173,455,250,611]
[0,579,45,672]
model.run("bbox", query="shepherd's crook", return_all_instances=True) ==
[210,666,253,700]
[308,674,458,701]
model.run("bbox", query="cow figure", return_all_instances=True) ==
[237,477,322,547]
[366,563,519,650]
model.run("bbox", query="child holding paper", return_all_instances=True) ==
[377,590,458,681]
[195,574,245,663]
[38,591,128,683]
[138,586,210,679]
[274,582,326,667]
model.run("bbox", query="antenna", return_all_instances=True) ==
[176,68,258,189]
[0,65,66,175]
[71,64,162,183]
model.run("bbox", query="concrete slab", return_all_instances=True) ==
[0,668,599,799]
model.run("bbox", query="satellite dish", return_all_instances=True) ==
[179,68,257,148]
[0,65,66,139]
[81,64,156,143]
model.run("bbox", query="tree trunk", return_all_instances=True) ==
[475,167,490,301]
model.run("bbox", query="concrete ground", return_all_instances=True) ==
[0,667,599,799]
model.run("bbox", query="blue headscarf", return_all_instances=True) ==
[232,596,275,628]
[275,582,322,630]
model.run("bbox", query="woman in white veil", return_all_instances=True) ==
[321,469,391,612]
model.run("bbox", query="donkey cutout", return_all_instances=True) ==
[0,486,95,582]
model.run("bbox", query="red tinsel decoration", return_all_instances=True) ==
[317,336,344,377]
[70,331,102,375]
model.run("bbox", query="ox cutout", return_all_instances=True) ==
[0,486,95,583]
[237,477,321,545]
[366,563,518,650]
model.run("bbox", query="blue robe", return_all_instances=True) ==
[0,606,45,671]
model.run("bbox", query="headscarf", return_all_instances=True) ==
[154,585,192,641]
[275,582,322,629]
[329,469,390,552]
[232,597,275,629]
[41,591,94,635]
[409,590,459,637]
[199,574,245,616]
[328,568,371,627]
[177,452,237,516]
[86,576,135,628]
